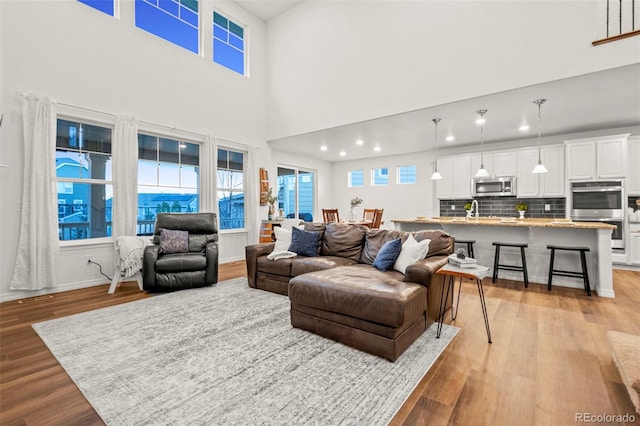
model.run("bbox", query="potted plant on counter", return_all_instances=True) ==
[516,203,528,219]
[464,202,473,218]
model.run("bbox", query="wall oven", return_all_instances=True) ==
[570,180,624,249]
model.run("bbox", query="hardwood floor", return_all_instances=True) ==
[1,262,639,425]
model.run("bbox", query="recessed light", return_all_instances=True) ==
[373,146,381,152]
[446,135,455,142]
[519,124,530,132]
[320,145,328,151]
[179,143,187,148]
[339,151,346,156]
[356,139,364,146]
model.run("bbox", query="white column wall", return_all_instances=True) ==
[0,0,268,300]
[267,0,640,140]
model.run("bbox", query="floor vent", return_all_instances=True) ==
[17,295,54,304]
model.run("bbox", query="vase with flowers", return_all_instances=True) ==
[350,197,363,222]
[261,188,278,220]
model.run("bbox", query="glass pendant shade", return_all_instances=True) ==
[475,167,490,178]
[532,99,548,174]
[532,161,548,174]
[431,170,443,180]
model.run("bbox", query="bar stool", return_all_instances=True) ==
[546,245,592,296]
[492,242,529,287]
[454,239,476,259]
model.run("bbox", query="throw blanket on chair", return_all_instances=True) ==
[116,236,147,278]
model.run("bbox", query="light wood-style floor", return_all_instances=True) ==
[1,262,639,425]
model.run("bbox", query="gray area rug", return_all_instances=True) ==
[33,278,459,425]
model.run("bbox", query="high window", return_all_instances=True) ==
[78,0,115,16]
[137,134,200,235]
[55,119,113,241]
[397,165,417,184]
[217,148,245,230]
[348,169,364,187]
[277,167,315,222]
[371,167,389,186]
[213,11,246,75]
[135,0,199,54]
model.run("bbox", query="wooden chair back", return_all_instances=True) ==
[362,208,376,222]
[322,208,340,223]
[370,209,384,229]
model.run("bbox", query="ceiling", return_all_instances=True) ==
[234,0,302,22]
[268,63,640,162]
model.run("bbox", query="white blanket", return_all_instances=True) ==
[116,236,148,278]
[267,250,297,261]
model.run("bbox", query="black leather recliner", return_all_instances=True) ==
[143,213,219,292]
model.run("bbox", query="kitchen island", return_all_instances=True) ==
[393,217,616,297]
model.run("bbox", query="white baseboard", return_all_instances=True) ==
[0,278,108,303]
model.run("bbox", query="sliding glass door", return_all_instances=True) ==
[277,166,315,222]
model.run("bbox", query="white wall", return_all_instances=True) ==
[331,152,436,226]
[0,0,268,300]
[267,0,640,140]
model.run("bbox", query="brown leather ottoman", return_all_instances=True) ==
[288,264,428,361]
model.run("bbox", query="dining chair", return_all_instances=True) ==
[362,208,376,222]
[322,208,340,223]
[370,209,384,229]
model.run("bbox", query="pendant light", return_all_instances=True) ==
[431,118,442,180]
[474,109,490,178]
[532,99,548,174]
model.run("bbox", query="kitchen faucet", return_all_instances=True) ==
[471,199,479,218]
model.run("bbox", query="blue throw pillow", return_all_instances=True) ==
[289,227,320,257]
[373,239,403,271]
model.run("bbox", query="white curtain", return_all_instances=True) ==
[201,135,219,219]
[245,146,259,244]
[11,95,59,290]
[112,115,138,237]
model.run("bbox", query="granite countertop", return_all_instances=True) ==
[392,217,616,230]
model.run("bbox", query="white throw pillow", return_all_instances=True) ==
[393,234,431,274]
[271,225,305,254]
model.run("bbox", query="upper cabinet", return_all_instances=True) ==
[628,136,640,195]
[516,145,565,198]
[565,134,628,180]
[435,155,471,199]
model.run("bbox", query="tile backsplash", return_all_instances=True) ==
[439,197,566,218]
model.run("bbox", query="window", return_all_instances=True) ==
[277,167,315,222]
[348,169,364,187]
[371,167,389,186]
[213,11,245,75]
[56,119,113,241]
[217,148,245,230]
[137,134,200,235]
[78,0,115,16]
[397,165,417,184]
[135,0,199,54]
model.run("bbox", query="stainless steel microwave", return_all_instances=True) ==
[472,177,517,197]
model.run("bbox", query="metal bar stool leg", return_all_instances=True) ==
[580,251,592,296]
[547,247,555,291]
[520,246,529,288]
[475,277,492,343]
[492,245,500,283]
[467,242,475,259]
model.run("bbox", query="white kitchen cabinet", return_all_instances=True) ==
[516,149,539,197]
[516,145,564,197]
[565,135,628,180]
[630,233,640,265]
[493,151,517,177]
[540,145,565,196]
[627,136,640,195]
[435,155,471,199]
